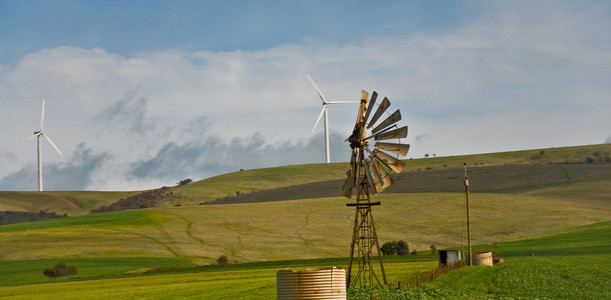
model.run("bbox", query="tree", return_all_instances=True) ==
[216,255,228,266]
[397,240,409,255]
[381,241,397,256]
[430,244,437,255]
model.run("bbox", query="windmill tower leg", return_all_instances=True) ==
[346,150,387,288]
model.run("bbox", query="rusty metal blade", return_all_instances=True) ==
[363,91,378,125]
[372,158,394,190]
[375,126,407,141]
[342,173,353,198]
[355,91,369,125]
[363,159,377,195]
[367,158,384,193]
[371,109,401,134]
[366,97,390,129]
[373,149,405,173]
[375,142,410,156]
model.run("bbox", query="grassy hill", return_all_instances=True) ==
[2,143,609,214]
[0,143,609,297]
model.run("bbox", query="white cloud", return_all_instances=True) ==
[1,1,610,191]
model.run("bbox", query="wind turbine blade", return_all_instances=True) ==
[367,97,390,129]
[306,74,329,104]
[375,142,410,156]
[375,126,408,141]
[42,134,63,156]
[371,109,401,134]
[40,100,46,130]
[363,91,378,125]
[326,100,361,104]
[24,134,39,141]
[311,106,326,133]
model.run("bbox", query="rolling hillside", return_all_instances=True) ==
[0,143,609,291]
[1,143,610,213]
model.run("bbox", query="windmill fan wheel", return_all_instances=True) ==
[342,90,409,198]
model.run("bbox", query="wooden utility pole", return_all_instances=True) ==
[464,163,473,266]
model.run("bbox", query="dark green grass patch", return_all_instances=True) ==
[0,257,188,286]
[472,221,611,257]
[0,210,159,233]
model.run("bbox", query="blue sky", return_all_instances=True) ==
[1,0,610,191]
[0,1,477,61]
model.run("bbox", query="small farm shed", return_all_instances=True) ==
[439,250,462,266]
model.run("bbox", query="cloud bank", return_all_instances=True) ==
[1,1,610,191]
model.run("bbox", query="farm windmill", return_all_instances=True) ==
[26,100,63,191]
[343,90,409,288]
[307,74,359,163]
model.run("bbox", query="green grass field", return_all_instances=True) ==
[0,144,610,299]
[1,222,608,299]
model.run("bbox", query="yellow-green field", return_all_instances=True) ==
[0,144,610,299]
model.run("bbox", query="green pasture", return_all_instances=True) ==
[1,221,609,299]
[351,221,611,300]
[1,144,610,299]
[0,258,438,299]
[2,181,609,267]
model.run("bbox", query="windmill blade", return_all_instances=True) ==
[40,100,46,130]
[366,158,384,193]
[371,109,401,134]
[366,97,390,129]
[342,173,354,198]
[311,106,327,133]
[42,134,63,156]
[355,90,369,125]
[372,149,405,173]
[363,158,376,194]
[342,150,357,198]
[375,126,407,141]
[375,142,410,156]
[306,74,329,104]
[371,158,394,190]
[362,91,378,125]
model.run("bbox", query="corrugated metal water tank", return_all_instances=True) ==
[276,267,346,300]
[472,251,493,266]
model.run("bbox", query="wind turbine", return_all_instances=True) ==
[307,74,359,163]
[26,100,63,191]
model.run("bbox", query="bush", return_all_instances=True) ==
[381,241,397,256]
[216,255,228,266]
[397,240,409,255]
[381,240,409,256]
[43,262,77,280]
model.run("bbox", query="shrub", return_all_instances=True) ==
[43,262,77,280]
[381,241,397,256]
[216,255,228,266]
[397,240,409,255]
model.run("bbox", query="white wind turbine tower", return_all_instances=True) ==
[307,74,359,163]
[26,100,63,191]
